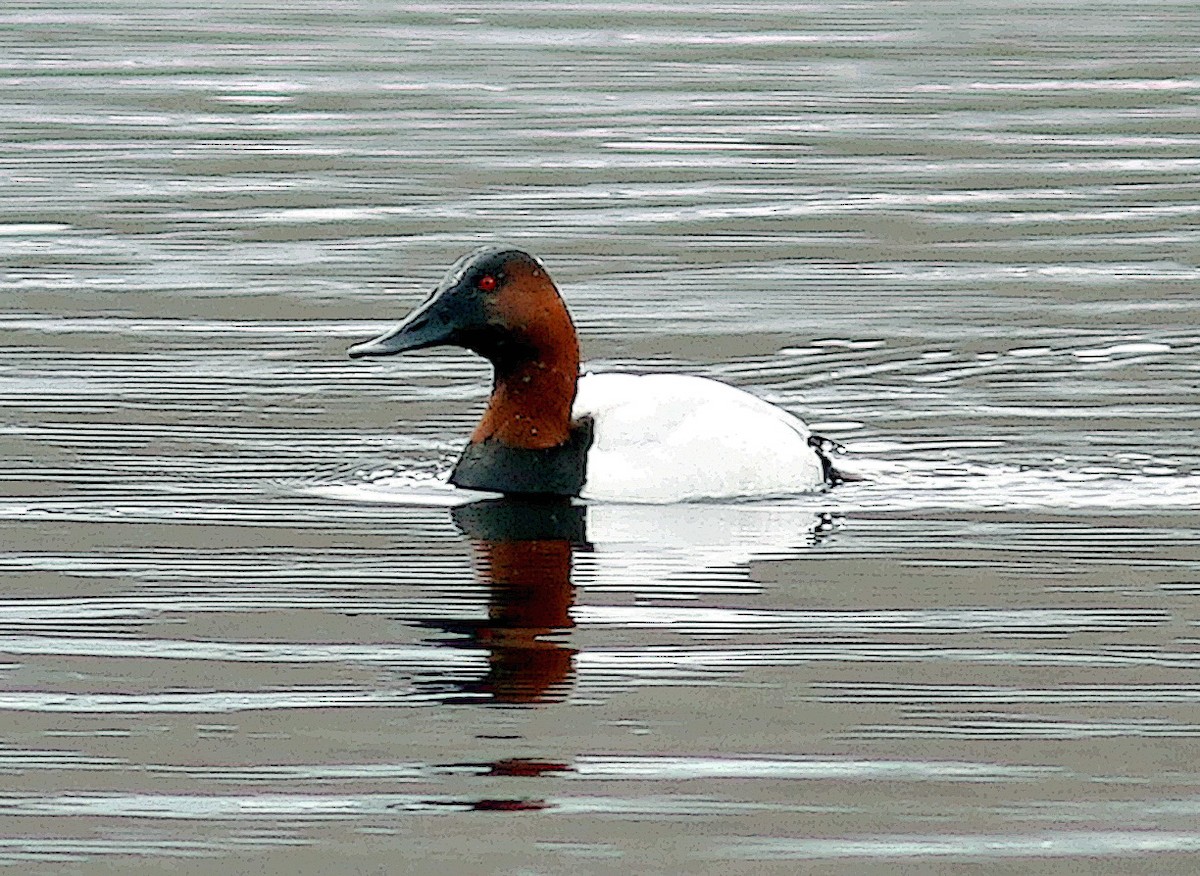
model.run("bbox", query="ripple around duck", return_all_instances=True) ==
[0,687,474,714]
[705,832,1200,861]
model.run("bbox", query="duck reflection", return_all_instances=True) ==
[422,497,586,705]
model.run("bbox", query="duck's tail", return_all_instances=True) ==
[808,434,865,486]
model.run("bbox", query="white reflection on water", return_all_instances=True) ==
[0,688,466,713]
[709,832,1200,860]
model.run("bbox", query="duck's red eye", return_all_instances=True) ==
[478,274,497,292]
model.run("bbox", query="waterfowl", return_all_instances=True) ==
[348,247,835,503]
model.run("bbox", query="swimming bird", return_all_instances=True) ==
[348,247,836,503]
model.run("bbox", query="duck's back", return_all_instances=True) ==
[572,373,826,503]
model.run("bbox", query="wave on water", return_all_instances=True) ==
[305,473,485,508]
[834,457,1200,513]
[303,453,1200,516]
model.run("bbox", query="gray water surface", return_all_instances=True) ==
[3,1,1200,872]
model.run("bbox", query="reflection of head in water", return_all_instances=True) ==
[427,498,587,705]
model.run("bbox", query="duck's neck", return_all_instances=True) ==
[470,327,580,450]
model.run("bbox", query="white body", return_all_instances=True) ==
[571,372,826,503]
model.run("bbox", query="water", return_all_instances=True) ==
[3,0,1200,871]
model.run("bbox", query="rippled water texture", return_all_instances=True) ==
[3,1,1200,872]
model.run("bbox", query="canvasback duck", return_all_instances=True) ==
[348,247,835,503]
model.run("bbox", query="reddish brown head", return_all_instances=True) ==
[348,248,580,450]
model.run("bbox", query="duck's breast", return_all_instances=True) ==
[571,372,825,503]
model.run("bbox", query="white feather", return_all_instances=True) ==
[572,372,826,503]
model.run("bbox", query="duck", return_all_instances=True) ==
[348,247,837,503]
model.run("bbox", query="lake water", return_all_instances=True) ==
[3,1,1200,872]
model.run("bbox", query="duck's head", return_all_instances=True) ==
[348,247,577,373]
